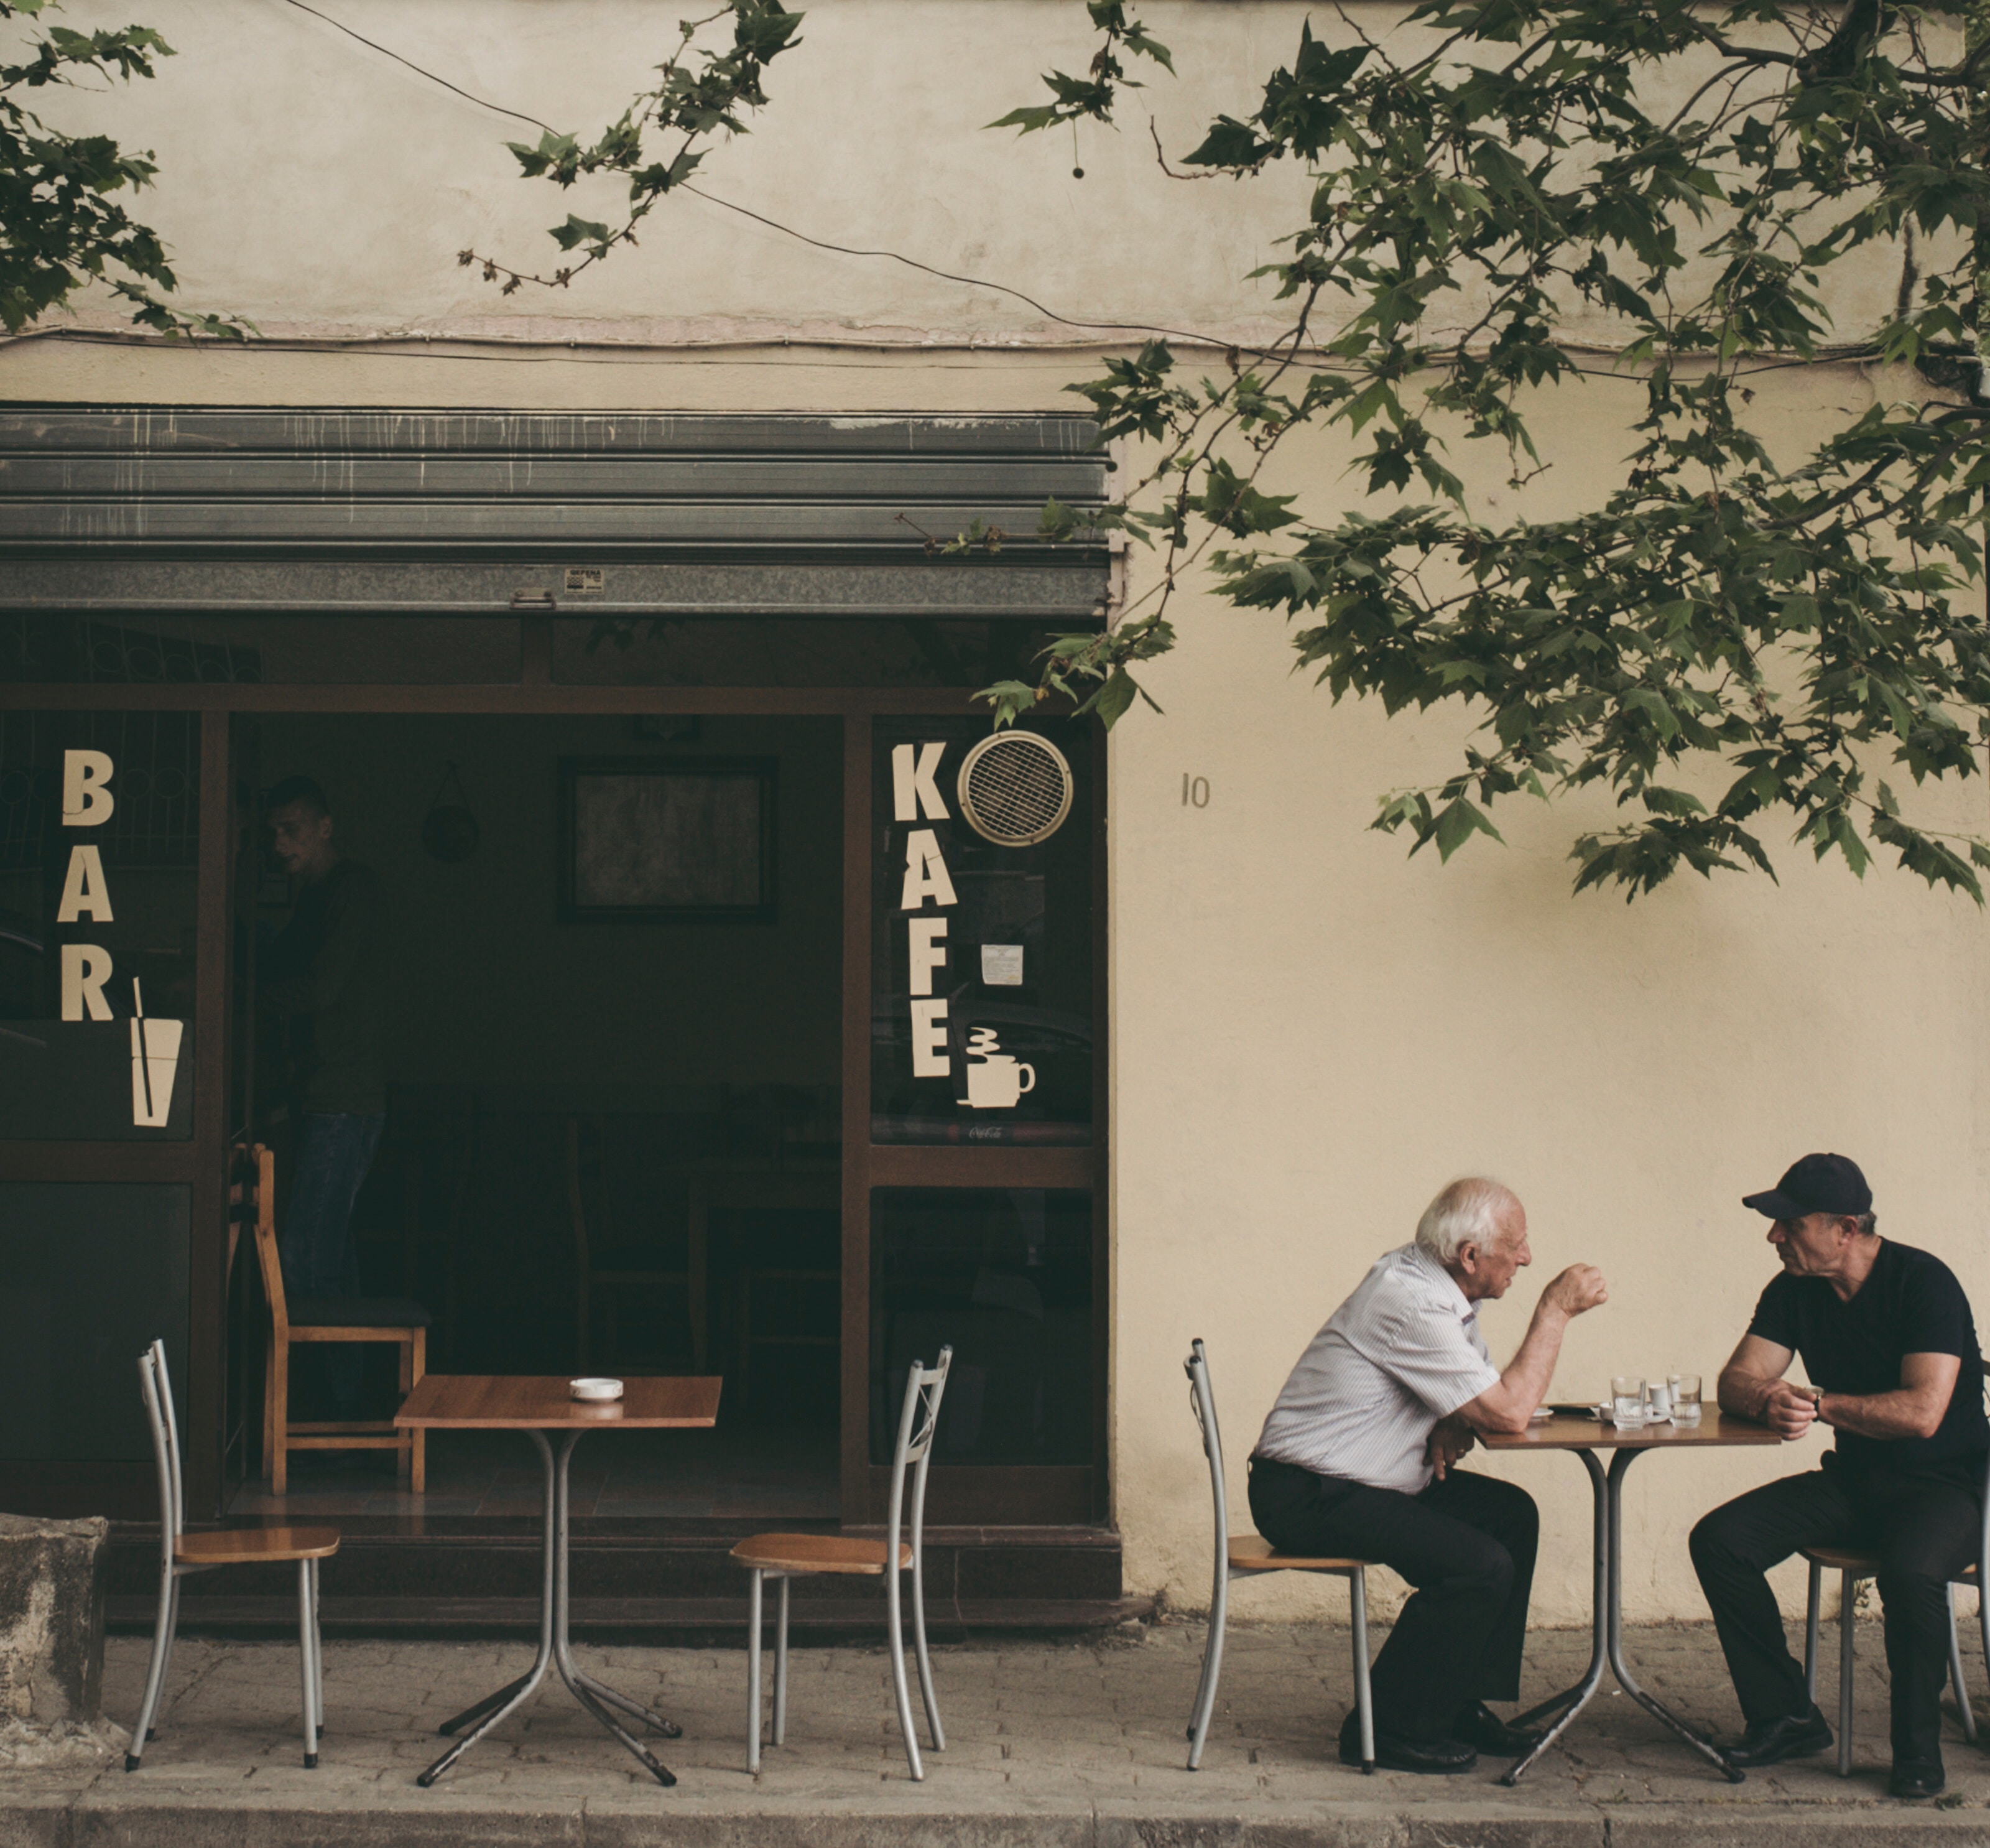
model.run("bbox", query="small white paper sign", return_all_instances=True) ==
[981,944,1024,987]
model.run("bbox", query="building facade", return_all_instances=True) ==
[1,0,1984,1630]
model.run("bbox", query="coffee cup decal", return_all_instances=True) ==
[964,1025,1035,1110]
[128,980,183,1128]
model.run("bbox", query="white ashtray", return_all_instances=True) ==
[1529,1408,1555,1423]
[570,1377,624,1403]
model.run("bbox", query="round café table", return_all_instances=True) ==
[1481,1408,1784,1785]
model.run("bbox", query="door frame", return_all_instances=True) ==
[1,654,1109,1527]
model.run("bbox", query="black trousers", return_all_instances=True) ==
[1248,1456,1540,1743]
[1688,1460,1981,1765]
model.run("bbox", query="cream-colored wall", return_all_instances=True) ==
[7,0,1983,1629]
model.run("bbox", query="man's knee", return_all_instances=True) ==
[1690,1502,1743,1579]
[1447,1530,1515,1600]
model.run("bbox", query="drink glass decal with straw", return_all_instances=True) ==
[128,979,184,1129]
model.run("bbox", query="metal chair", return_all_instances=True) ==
[729,1346,951,1778]
[127,1339,340,1771]
[1184,1337,1377,1773]
[1801,1359,1990,1775]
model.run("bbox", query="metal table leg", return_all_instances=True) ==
[1502,1450,1609,1785]
[546,1431,678,1786]
[419,1431,558,1786]
[420,1428,682,1788]
[1603,1449,1743,1783]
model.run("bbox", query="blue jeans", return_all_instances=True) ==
[279,1111,384,1414]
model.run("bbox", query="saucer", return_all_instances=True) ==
[570,1377,624,1403]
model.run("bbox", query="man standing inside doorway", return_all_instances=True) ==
[262,775,387,1411]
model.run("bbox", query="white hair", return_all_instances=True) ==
[1415,1177,1520,1265]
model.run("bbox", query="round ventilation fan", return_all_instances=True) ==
[957,731,1073,847]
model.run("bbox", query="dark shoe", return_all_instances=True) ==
[1338,1711,1476,1773]
[1719,1706,1833,1768]
[1889,1760,1945,1800]
[1455,1701,1545,1753]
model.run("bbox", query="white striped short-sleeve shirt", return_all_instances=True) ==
[1251,1243,1502,1494]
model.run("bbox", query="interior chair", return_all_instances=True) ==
[128,1339,340,1771]
[239,1141,430,1494]
[729,1347,952,1779]
[699,1172,838,1405]
[568,1115,705,1373]
[1801,1359,1990,1775]
[1184,1337,1377,1773]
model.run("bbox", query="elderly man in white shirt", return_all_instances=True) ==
[1250,1176,1608,1774]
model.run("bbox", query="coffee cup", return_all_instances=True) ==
[966,1054,1035,1110]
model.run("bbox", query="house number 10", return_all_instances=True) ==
[1181,774,1210,807]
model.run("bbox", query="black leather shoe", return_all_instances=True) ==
[1455,1701,1545,1753]
[1719,1706,1833,1768]
[1338,1711,1477,1773]
[1889,1760,1945,1800]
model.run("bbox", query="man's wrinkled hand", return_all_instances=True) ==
[1426,1415,1476,1481]
[1542,1265,1609,1319]
[1762,1381,1818,1441]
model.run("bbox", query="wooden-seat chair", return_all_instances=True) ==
[568,1116,705,1373]
[730,1347,951,1779]
[1800,1359,1990,1775]
[127,1340,339,1771]
[237,1142,429,1494]
[1183,1337,1377,1773]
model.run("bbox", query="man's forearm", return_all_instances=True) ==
[1461,1304,1569,1432]
[1818,1388,1948,1442]
[1719,1367,1780,1423]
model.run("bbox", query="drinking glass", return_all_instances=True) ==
[1672,1373,1703,1425]
[1611,1375,1647,1431]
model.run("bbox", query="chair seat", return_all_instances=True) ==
[1229,1533,1371,1573]
[289,1294,431,1329]
[1803,1543,1979,1581]
[177,1525,340,1564]
[731,1533,912,1574]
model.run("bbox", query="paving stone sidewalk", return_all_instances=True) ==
[4,1617,1989,1845]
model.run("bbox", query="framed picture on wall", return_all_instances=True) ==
[558,757,777,924]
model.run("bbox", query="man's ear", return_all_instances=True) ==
[1455,1241,1479,1274]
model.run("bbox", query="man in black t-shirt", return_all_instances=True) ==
[1689,1153,1988,1799]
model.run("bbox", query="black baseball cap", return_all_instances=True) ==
[1742,1153,1872,1220]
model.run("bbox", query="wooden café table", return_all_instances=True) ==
[1482,1408,1783,1785]
[394,1373,722,1788]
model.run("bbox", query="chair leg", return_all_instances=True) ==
[1947,1582,1976,1743]
[298,1559,319,1768]
[1351,1567,1376,1775]
[1185,1569,1227,1771]
[910,1550,944,1752]
[397,1338,414,1488]
[1803,1559,1822,1706]
[410,1328,427,1493]
[312,1559,326,1741]
[1838,1569,1856,1777]
[746,1568,763,1773]
[772,1577,789,1747]
[885,1562,923,1781]
[126,1566,178,1770]
[271,1335,290,1497]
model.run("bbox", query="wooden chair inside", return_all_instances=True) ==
[568,1116,705,1373]
[701,1171,838,1406]
[238,1141,430,1495]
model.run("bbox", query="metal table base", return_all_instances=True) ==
[1501,1446,1744,1786]
[418,1429,682,1788]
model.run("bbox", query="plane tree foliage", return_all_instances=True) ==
[0,0,240,337]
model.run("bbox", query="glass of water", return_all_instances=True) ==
[1671,1373,1703,1425]
[1611,1376,1647,1430]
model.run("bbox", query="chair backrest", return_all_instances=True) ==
[137,1339,183,1562]
[239,1141,288,1335]
[1185,1338,1229,1559]
[565,1117,593,1272]
[886,1347,953,1568]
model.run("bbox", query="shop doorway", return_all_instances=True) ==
[223,712,844,1521]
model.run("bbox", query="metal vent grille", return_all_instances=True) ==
[957,732,1073,847]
